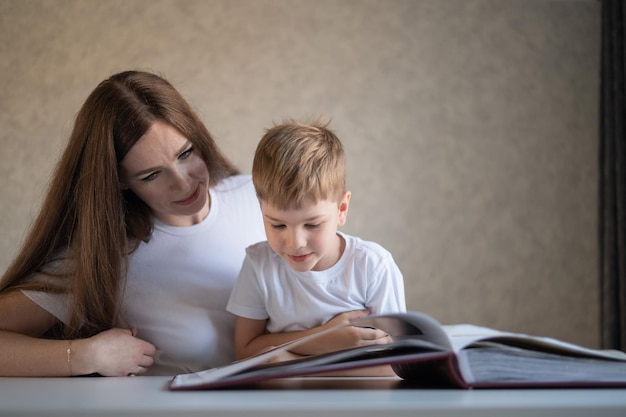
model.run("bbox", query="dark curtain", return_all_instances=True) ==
[600,0,626,351]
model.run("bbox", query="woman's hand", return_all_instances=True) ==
[73,328,156,376]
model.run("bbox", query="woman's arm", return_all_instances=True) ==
[0,291,156,376]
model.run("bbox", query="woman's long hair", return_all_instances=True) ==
[0,71,238,338]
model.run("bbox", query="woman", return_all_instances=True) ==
[0,70,266,376]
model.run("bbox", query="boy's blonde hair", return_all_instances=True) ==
[253,118,346,210]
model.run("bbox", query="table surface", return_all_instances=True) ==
[1,376,626,417]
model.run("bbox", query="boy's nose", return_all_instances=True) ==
[287,229,306,250]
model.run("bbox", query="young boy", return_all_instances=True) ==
[226,119,406,364]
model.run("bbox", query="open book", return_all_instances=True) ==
[169,311,626,390]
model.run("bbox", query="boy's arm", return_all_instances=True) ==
[234,311,392,360]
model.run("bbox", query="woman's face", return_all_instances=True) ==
[119,120,210,226]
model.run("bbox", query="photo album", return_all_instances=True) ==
[169,311,626,390]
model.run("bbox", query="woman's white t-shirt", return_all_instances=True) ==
[24,175,265,375]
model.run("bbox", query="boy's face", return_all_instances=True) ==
[260,192,351,272]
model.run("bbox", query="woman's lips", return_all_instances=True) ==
[174,186,200,206]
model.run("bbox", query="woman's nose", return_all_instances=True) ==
[170,167,188,190]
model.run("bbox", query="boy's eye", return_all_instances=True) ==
[305,224,320,229]
[271,224,286,229]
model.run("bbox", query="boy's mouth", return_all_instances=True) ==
[288,253,312,263]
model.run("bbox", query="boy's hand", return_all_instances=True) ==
[316,323,392,353]
[323,309,371,328]
[288,310,392,356]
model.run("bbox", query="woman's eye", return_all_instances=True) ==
[179,147,194,159]
[141,172,159,182]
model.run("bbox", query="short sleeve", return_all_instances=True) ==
[22,290,71,326]
[21,252,73,325]
[365,250,407,315]
[226,250,269,320]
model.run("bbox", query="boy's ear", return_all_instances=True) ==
[337,191,351,226]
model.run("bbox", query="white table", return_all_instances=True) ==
[1,376,625,417]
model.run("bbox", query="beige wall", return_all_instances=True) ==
[0,0,601,346]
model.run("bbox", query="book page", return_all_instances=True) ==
[457,344,626,386]
[444,324,506,352]
[444,324,626,360]
[351,311,452,350]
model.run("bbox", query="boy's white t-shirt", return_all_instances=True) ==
[24,175,266,375]
[226,232,406,333]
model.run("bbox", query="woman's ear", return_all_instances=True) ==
[337,191,351,227]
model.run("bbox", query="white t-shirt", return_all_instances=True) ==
[24,175,265,375]
[226,232,406,333]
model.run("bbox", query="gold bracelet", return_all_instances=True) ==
[66,341,73,376]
